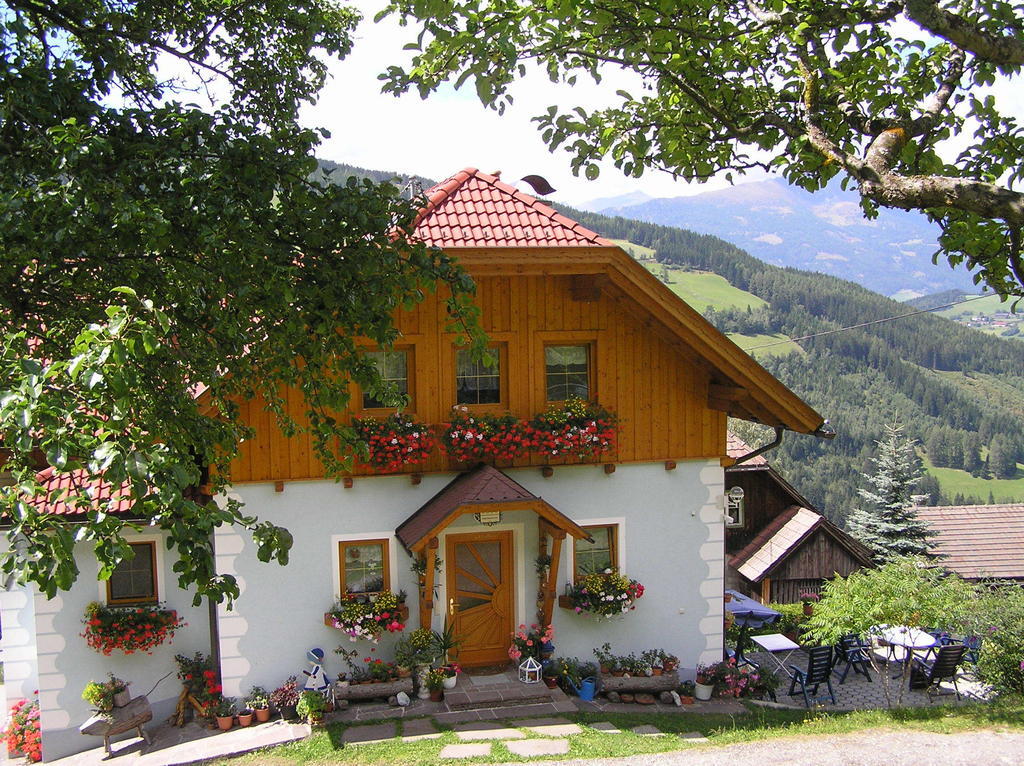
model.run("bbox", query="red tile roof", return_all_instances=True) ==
[726,433,769,465]
[412,168,615,248]
[31,466,134,517]
[915,504,1024,580]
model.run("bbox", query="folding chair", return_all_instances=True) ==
[910,644,968,701]
[835,634,872,684]
[788,646,836,708]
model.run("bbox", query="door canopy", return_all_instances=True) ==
[396,464,591,553]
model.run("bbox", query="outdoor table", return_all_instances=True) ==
[751,633,801,677]
[877,626,937,677]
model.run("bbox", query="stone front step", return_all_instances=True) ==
[443,685,556,711]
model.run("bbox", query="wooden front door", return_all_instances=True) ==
[445,530,514,667]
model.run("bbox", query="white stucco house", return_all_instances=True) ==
[2,168,828,760]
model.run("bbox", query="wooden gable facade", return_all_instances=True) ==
[226,169,825,484]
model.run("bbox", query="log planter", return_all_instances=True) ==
[334,677,414,701]
[80,696,153,755]
[599,671,679,694]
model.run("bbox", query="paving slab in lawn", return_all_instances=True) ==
[401,718,442,742]
[342,722,397,745]
[510,717,583,737]
[439,743,492,759]
[589,721,622,733]
[631,725,664,736]
[505,739,571,757]
[682,731,710,743]
[454,722,525,740]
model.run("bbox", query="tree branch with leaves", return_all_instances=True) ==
[382,0,1024,294]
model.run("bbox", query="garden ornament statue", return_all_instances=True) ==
[303,648,330,693]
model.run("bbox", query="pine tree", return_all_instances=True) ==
[847,419,938,563]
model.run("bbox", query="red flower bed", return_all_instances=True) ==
[82,601,185,655]
[4,697,41,762]
[352,414,436,472]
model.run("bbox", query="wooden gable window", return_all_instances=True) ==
[573,524,618,580]
[545,344,591,401]
[107,541,158,604]
[455,346,504,406]
[362,349,412,410]
[339,539,390,595]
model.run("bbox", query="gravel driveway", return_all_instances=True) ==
[500,729,1024,766]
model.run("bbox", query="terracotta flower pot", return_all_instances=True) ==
[216,715,234,731]
[543,676,559,689]
[238,712,253,727]
[652,667,663,676]
[255,708,271,723]
[803,603,814,616]
[428,688,444,702]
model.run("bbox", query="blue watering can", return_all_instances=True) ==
[566,676,597,701]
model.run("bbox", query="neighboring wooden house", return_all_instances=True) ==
[3,168,829,760]
[916,503,1024,583]
[725,434,873,603]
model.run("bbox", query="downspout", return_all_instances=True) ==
[732,420,836,465]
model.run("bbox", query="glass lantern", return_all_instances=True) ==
[518,656,543,684]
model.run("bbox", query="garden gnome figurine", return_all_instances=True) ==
[303,648,329,693]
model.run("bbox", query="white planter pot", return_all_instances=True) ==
[694,682,714,701]
[442,675,457,690]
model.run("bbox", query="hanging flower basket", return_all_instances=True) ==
[443,412,529,463]
[351,414,436,472]
[559,571,644,617]
[325,592,408,642]
[527,397,617,460]
[82,601,185,655]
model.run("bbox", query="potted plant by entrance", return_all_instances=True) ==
[270,677,301,721]
[296,691,327,726]
[441,662,461,690]
[214,697,236,731]
[694,664,716,700]
[245,687,271,722]
[424,667,447,702]
[800,592,819,616]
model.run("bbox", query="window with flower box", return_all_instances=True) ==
[107,541,158,604]
[545,344,591,401]
[455,345,505,406]
[361,349,413,410]
[573,524,619,580]
[339,539,391,595]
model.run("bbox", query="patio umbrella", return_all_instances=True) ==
[725,590,781,628]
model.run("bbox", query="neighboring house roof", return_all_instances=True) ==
[415,168,826,435]
[725,433,769,466]
[730,504,874,582]
[915,503,1024,580]
[30,467,133,517]
[413,168,613,248]
[396,463,589,552]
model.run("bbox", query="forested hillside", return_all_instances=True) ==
[319,160,1024,525]
[566,209,1024,523]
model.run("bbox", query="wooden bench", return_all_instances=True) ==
[80,696,153,754]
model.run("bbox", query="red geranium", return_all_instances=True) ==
[81,601,185,655]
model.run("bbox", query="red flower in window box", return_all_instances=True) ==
[443,412,529,462]
[527,397,617,460]
[81,601,185,655]
[352,414,436,472]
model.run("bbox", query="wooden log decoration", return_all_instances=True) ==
[333,677,414,701]
[80,696,153,755]
[599,671,680,694]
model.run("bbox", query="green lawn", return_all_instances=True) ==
[641,264,767,314]
[934,293,1017,319]
[729,333,803,359]
[611,239,657,261]
[922,453,1024,503]
[221,700,1024,765]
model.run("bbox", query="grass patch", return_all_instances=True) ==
[640,264,767,313]
[219,699,1024,764]
[921,453,1024,503]
[729,333,803,359]
[611,239,657,261]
